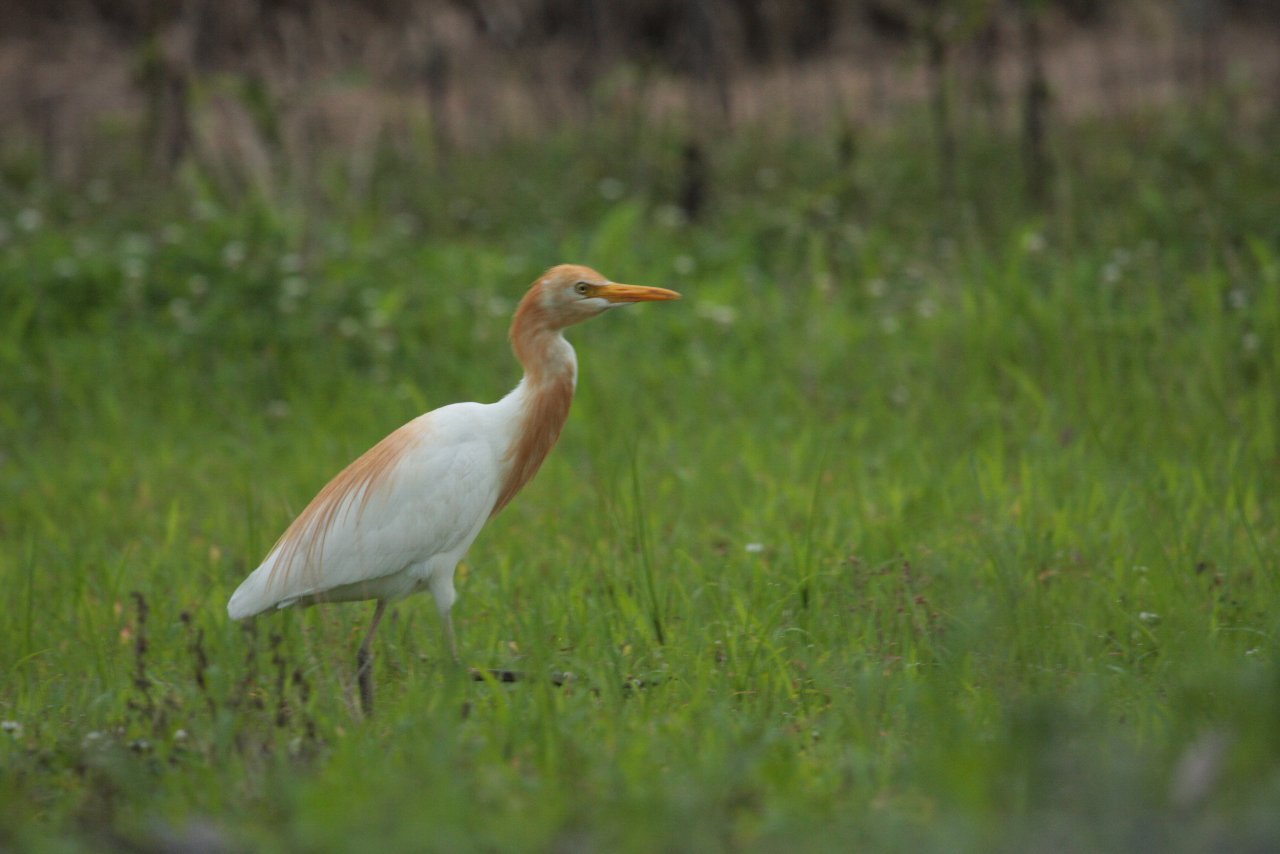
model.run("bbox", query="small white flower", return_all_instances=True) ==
[392,215,417,238]
[695,302,737,327]
[1138,611,1160,624]
[1,720,21,736]
[16,209,42,232]
[1022,232,1046,253]
[654,205,687,230]
[598,177,625,200]
[192,198,217,221]
[222,241,246,269]
[368,308,390,330]
[745,542,765,554]
[121,257,146,281]
[121,233,152,256]
[916,297,938,319]
[280,276,307,298]
[174,729,189,742]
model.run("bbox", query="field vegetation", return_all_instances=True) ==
[2,85,1279,849]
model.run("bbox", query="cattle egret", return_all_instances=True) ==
[227,265,680,714]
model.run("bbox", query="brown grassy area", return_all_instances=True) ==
[1,2,1276,184]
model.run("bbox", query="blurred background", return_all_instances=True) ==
[3,0,1277,203]
[4,6,1280,850]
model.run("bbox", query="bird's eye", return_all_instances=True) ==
[574,282,590,295]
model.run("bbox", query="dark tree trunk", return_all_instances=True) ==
[926,25,956,198]
[1021,4,1050,205]
[688,0,733,123]
[138,29,193,174]
[679,138,707,222]
[973,17,1002,129]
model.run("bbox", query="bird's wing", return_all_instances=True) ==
[227,405,504,618]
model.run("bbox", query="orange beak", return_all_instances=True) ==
[595,283,682,303]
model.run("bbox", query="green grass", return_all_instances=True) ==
[2,105,1279,851]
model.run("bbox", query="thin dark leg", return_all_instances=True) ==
[357,600,388,717]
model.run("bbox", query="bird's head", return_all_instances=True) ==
[523,264,681,330]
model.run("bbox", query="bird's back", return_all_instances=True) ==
[227,405,509,619]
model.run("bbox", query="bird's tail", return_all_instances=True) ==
[227,559,279,619]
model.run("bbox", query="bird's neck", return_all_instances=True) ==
[491,322,578,516]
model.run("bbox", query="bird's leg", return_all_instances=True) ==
[431,577,519,683]
[443,611,460,664]
[357,599,388,717]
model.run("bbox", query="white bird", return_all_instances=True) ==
[227,264,680,713]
